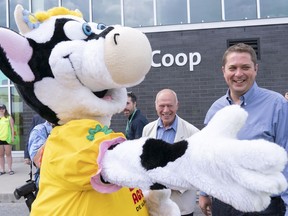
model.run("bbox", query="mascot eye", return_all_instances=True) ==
[82,23,93,36]
[97,23,106,30]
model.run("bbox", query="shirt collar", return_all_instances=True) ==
[157,115,178,131]
[225,82,258,106]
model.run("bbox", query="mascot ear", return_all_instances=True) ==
[14,4,33,35]
[0,28,35,84]
[75,9,82,15]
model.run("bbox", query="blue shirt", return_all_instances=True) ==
[156,115,178,144]
[28,121,53,161]
[204,82,288,206]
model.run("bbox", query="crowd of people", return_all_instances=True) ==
[1,43,287,215]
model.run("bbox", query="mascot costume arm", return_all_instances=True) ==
[0,4,286,215]
[98,104,287,212]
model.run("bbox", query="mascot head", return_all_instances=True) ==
[0,5,152,126]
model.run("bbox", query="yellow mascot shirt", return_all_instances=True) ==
[31,119,149,216]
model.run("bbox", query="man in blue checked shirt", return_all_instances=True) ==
[198,43,288,216]
[28,121,53,190]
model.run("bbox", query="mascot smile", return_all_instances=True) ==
[0,5,287,216]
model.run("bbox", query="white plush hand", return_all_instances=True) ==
[148,105,287,212]
[100,105,287,212]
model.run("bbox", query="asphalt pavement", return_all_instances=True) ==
[0,152,204,216]
[0,156,31,203]
[0,153,31,215]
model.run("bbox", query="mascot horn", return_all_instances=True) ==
[0,4,286,216]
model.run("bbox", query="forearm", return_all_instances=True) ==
[9,117,14,141]
[97,133,287,213]
[33,145,45,168]
[99,137,191,191]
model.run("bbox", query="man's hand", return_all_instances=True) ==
[24,158,31,165]
[199,195,212,216]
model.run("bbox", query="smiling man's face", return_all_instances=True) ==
[155,90,178,128]
[222,52,258,103]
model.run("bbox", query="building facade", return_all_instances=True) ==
[0,0,288,151]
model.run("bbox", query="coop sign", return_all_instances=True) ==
[152,50,201,71]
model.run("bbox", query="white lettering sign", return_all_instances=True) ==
[152,50,201,71]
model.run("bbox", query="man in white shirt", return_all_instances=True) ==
[143,89,199,216]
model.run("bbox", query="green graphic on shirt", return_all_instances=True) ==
[86,124,113,141]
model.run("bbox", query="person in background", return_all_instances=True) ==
[123,91,148,140]
[142,89,199,216]
[28,120,53,190]
[24,114,45,165]
[0,104,15,175]
[284,91,288,100]
[198,43,288,216]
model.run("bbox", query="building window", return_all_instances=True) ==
[11,86,23,151]
[0,1,6,27]
[123,0,154,27]
[156,0,188,25]
[62,0,90,21]
[32,0,59,12]
[190,0,222,23]
[0,72,8,86]
[260,0,288,18]
[0,86,8,105]
[224,0,257,21]
[0,74,24,150]
[93,0,121,26]
[9,0,30,31]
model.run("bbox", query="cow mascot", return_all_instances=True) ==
[0,4,287,216]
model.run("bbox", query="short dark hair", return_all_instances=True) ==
[222,43,257,67]
[127,91,137,103]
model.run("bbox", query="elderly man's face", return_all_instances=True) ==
[155,91,178,128]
